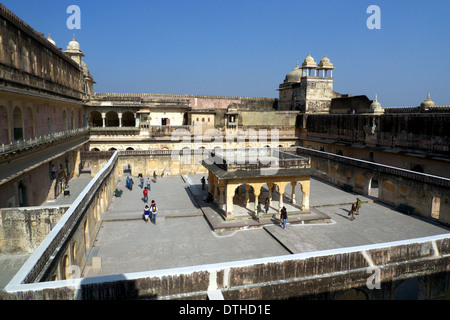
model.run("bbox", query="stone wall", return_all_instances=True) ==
[2,235,449,300]
[0,4,84,99]
[303,113,450,156]
[0,206,69,254]
[296,147,450,225]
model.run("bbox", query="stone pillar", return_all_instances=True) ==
[277,182,288,213]
[267,182,274,201]
[208,171,214,195]
[250,183,265,214]
[219,180,225,210]
[213,178,218,202]
[253,185,261,215]
[300,179,310,211]
[118,113,123,127]
[101,112,106,127]
[73,150,81,177]
[226,184,237,219]
[290,181,297,204]
[244,184,250,208]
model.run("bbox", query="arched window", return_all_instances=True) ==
[106,111,119,127]
[89,111,102,127]
[61,255,70,280]
[22,47,30,72]
[9,40,17,68]
[122,111,136,127]
[84,219,90,250]
[13,107,23,141]
[62,110,68,131]
[31,53,37,75]
[0,105,10,143]
[25,107,34,139]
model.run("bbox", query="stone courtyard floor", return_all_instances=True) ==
[2,173,450,290]
[81,174,450,279]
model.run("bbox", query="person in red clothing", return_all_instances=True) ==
[143,187,148,203]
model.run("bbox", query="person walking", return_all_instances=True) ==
[126,176,130,190]
[256,202,263,223]
[348,203,356,221]
[51,164,57,180]
[140,176,144,189]
[264,198,270,214]
[355,198,361,215]
[146,177,151,191]
[129,178,134,191]
[201,176,206,190]
[150,200,158,224]
[280,206,287,229]
[143,205,150,223]
[143,187,148,203]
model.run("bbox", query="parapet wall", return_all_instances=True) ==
[2,234,449,300]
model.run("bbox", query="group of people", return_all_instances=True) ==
[143,200,158,224]
[348,198,362,221]
[256,198,288,229]
[123,175,159,223]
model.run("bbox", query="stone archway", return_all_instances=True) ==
[0,105,10,143]
[122,111,135,127]
[106,111,119,127]
[89,111,102,127]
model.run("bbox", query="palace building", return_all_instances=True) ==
[0,3,449,300]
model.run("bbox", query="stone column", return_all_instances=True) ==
[73,149,81,177]
[267,182,274,201]
[213,178,218,202]
[290,181,297,204]
[219,180,225,211]
[226,183,237,219]
[277,182,288,213]
[101,112,106,127]
[250,183,265,215]
[208,171,214,195]
[253,185,261,215]
[244,183,250,208]
[118,113,123,127]
[300,179,310,211]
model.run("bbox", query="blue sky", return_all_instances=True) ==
[2,0,450,107]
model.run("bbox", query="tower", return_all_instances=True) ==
[294,52,335,113]
[64,34,84,65]
[63,35,95,96]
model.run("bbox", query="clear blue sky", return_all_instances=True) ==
[2,0,450,107]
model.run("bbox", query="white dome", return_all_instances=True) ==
[47,33,56,46]
[285,62,303,82]
[66,34,81,52]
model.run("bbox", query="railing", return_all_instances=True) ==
[93,92,277,102]
[294,146,450,188]
[0,127,90,156]
[16,151,119,284]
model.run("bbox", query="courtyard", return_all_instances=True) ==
[81,174,450,279]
